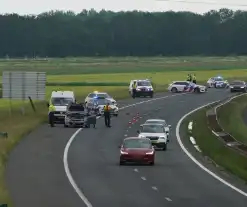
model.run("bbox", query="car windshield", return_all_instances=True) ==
[94,98,111,105]
[51,97,73,106]
[96,93,111,98]
[214,77,224,81]
[141,125,164,133]
[68,104,84,111]
[231,81,245,85]
[123,139,152,149]
[146,120,166,125]
[137,81,151,86]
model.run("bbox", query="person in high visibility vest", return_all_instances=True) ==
[132,81,137,98]
[48,104,56,127]
[187,74,191,82]
[103,102,111,127]
[192,74,196,84]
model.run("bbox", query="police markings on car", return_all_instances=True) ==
[167,81,207,93]
[207,76,229,88]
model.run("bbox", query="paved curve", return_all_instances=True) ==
[5,93,175,207]
[6,90,247,206]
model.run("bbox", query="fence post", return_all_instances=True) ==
[28,96,36,112]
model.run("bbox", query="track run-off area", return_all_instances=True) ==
[5,90,247,207]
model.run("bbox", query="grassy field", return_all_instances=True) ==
[183,106,247,183]
[1,56,247,205]
[217,95,247,145]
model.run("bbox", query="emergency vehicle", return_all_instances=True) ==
[129,79,154,98]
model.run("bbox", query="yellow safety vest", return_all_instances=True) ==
[49,104,56,112]
[103,105,111,112]
[133,82,137,89]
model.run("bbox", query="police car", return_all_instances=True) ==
[167,81,207,93]
[86,96,119,116]
[49,91,75,123]
[137,123,169,150]
[129,79,154,98]
[207,76,229,88]
[84,91,116,104]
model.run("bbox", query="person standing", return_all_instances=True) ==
[132,81,137,98]
[192,74,197,84]
[103,102,111,127]
[48,104,56,127]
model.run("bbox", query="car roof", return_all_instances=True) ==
[142,123,164,126]
[145,119,165,122]
[124,137,149,141]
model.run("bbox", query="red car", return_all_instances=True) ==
[119,137,155,165]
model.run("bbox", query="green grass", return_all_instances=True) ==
[183,105,247,183]
[1,56,247,75]
[217,94,247,145]
[1,56,247,205]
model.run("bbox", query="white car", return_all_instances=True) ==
[137,123,169,150]
[207,76,229,88]
[84,91,116,104]
[49,91,75,123]
[142,119,171,140]
[93,98,119,116]
[167,81,206,93]
[129,79,154,98]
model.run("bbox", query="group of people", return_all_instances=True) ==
[187,73,197,84]
[48,101,112,128]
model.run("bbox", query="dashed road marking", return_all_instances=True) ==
[151,186,158,191]
[124,134,128,137]
[141,176,146,181]
[133,168,139,172]
[165,197,172,201]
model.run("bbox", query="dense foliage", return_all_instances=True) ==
[1,8,247,57]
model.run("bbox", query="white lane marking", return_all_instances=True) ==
[165,197,172,201]
[124,134,128,137]
[176,101,247,197]
[134,168,139,172]
[152,186,158,191]
[141,176,146,181]
[63,128,93,207]
[64,93,186,206]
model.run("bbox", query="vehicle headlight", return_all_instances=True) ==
[241,86,244,88]
[230,86,233,88]
[159,136,166,139]
[120,150,128,154]
[146,151,154,155]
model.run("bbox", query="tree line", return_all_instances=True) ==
[0,8,247,57]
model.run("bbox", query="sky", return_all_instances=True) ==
[0,0,247,15]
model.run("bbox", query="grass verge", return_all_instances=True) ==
[0,85,167,205]
[217,94,247,145]
[182,105,247,183]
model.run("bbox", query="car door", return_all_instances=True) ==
[177,81,189,91]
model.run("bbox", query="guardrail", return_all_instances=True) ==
[206,93,247,157]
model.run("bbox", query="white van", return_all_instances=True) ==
[49,91,75,123]
[129,79,154,98]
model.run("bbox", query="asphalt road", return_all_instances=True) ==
[6,90,247,207]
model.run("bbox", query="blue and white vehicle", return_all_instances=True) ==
[207,76,229,88]
[84,91,116,104]
[167,81,207,93]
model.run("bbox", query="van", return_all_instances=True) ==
[129,79,154,98]
[49,91,75,123]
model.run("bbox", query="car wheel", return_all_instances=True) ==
[162,144,167,151]
[194,88,200,93]
[64,124,68,128]
[119,161,125,165]
[171,87,177,93]
[150,162,154,166]
[115,114,118,117]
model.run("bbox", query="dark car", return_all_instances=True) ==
[230,81,247,92]
[64,103,86,127]
[119,137,155,165]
